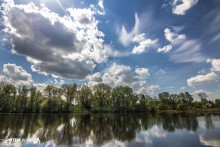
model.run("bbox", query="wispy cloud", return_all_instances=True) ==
[118,13,140,46]
[170,40,207,63]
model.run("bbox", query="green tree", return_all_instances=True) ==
[198,93,208,106]
[215,99,220,108]
[29,86,37,112]
[61,83,77,112]
[18,86,29,112]
[0,83,16,112]
[158,92,170,110]
[93,83,111,112]
[111,86,134,112]
[77,85,93,110]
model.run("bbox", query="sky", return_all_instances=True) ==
[0,0,220,100]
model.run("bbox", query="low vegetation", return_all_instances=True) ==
[0,82,219,113]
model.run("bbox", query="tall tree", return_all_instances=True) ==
[111,86,134,111]
[61,83,77,111]
[198,93,208,105]
[18,86,29,112]
[93,83,111,111]
[77,85,93,110]
[29,86,37,112]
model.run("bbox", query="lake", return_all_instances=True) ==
[0,113,219,147]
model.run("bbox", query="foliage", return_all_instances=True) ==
[0,82,218,113]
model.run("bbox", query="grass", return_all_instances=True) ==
[156,108,220,114]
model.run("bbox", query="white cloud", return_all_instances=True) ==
[157,45,172,53]
[137,85,160,95]
[33,83,47,93]
[118,13,140,46]
[180,86,186,90]
[187,72,218,86]
[104,45,130,57]
[135,68,150,79]
[97,0,105,15]
[0,63,53,92]
[164,28,186,42]
[2,0,107,80]
[191,89,211,95]
[157,69,166,75]
[132,33,146,42]
[170,40,207,63]
[207,58,220,72]
[0,63,33,86]
[172,0,198,15]
[87,72,103,85]
[132,38,158,54]
[157,28,185,54]
[87,62,154,94]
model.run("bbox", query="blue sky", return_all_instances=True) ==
[0,0,220,100]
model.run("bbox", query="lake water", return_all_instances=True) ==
[0,113,219,147]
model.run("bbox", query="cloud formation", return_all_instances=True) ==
[192,89,211,95]
[0,63,33,86]
[87,62,157,94]
[132,33,158,54]
[187,72,218,86]
[170,40,207,63]
[157,28,185,54]
[2,0,108,79]
[207,58,220,72]
[172,0,198,15]
[164,28,186,42]
[137,85,160,95]
[157,45,172,53]
[118,13,140,46]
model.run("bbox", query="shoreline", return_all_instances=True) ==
[1,108,220,114]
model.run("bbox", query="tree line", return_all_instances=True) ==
[0,82,219,113]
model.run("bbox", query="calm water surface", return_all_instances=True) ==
[0,113,219,147]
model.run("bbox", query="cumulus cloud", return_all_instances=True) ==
[207,58,220,72]
[2,0,108,79]
[132,37,158,54]
[131,33,158,54]
[172,0,198,15]
[157,45,172,53]
[157,28,185,54]
[164,28,186,42]
[0,63,33,86]
[0,63,64,92]
[135,68,150,79]
[137,85,160,95]
[187,72,218,86]
[87,62,155,94]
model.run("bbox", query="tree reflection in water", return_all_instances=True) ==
[0,113,202,146]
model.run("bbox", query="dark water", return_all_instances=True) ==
[0,113,219,147]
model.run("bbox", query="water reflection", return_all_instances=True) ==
[0,113,219,146]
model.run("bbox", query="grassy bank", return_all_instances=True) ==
[156,108,220,114]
